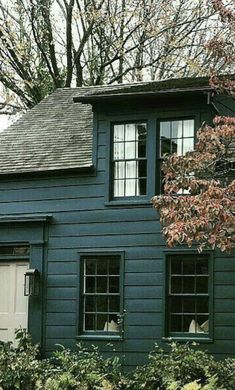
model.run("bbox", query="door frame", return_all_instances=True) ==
[0,214,51,350]
[0,260,29,343]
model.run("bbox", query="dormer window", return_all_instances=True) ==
[112,122,147,198]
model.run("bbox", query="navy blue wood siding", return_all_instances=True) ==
[0,95,234,369]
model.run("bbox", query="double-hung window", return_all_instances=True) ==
[80,254,122,335]
[159,118,195,193]
[111,122,147,198]
[166,253,212,338]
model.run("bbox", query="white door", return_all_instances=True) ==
[0,262,29,344]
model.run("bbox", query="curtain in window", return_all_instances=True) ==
[114,124,139,197]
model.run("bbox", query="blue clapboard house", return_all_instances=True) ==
[0,77,234,368]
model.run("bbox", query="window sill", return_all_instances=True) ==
[76,334,123,341]
[162,336,213,343]
[104,199,151,207]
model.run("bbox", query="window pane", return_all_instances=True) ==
[114,142,124,160]
[137,124,147,157]
[109,296,120,312]
[170,296,182,313]
[109,259,120,275]
[125,142,136,159]
[196,277,208,293]
[97,296,108,312]
[196,297,209,313]
[114,162,125,179]
[172,120,183,138]
[138,160,147,177]
[171,277,182,293]
[97,277,107,293]
[125,179,137,196]
[86,277,95,293]
[183,315,194,332]
[85,296,96,312]
[183,277,195,293]
[171,259,182,274]
[97,260,108,275]
[160,121,171,138]
[183,297,196,313]
[183,259,195,275]
[109,277,119,293]
[197,316,209,332]
[125,123,136,141]
[170,315,182,331]
[196,259,208,275]
[114,125,124,142]
[97,314,108,330]
[183,138,194,154]
[161,138,171,156]
[114,179,124,197]
[139,179,147,195]
[85,314,95,330]
[171,138,182,155]
[126,161,137,178]
[183,119,194,137]
[85,259,96,275]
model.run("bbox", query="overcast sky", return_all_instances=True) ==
[0,115,10,132]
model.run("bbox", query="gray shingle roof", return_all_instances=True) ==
[0,77,211,175]
[0,88,94,175]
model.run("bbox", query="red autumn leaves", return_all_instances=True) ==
[152,116,235,252]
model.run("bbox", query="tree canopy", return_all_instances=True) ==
[0,0,232,114]
[152,117,235,252]
[152,0,235,253]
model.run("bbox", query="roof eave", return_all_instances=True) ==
[74,86,212,104]
[0,165,95,179]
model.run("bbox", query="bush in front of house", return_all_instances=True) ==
[130,342,235,390]
[0,331,234,390]
[36,343,126,390]
[0,329,52,390]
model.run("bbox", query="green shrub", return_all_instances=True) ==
[0,329,52,390]
[49,344,125,390]
[0,331,234,390]
[130,342,235,390]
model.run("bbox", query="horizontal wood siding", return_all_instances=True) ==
[0,98,234,369]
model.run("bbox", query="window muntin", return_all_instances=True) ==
[167,254,210,336]
[82,255,121,333]
[112,122,147,197]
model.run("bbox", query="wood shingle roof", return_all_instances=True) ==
[0,77,211,175]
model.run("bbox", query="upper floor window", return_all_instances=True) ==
[112,122,147,198]
[159,118,195,193]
